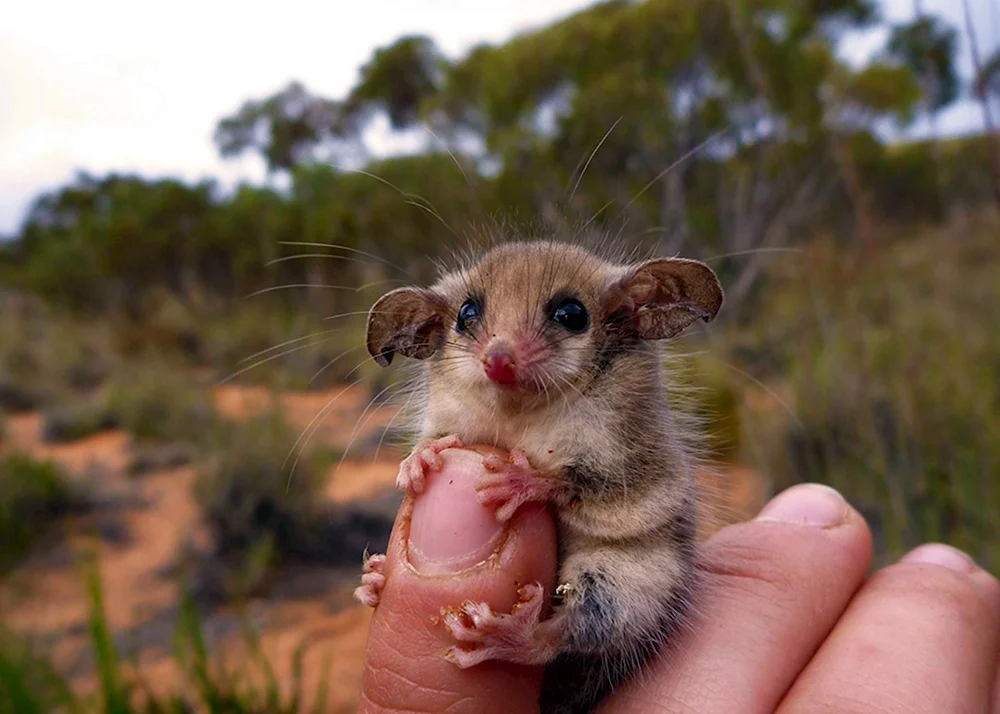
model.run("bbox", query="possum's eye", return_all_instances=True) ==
[551,298,589,333]
[456,298,481,333]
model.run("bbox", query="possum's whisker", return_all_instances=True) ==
[708,356,803,428]
[322,310,381,322]
[284,380,360,487]
[567,116,623,203]
[218,336,343,386]
[572,198,616,244]
[308,344,366,386]
[357,278,410,291]
[404,199,462,242]
[237,328,349,365]
[284,362,374,488]
[423,125,472,186]
[334,381,404,477]
[244,283,366,298]
[265,253,384,268]
[345,167,462,244]
[612,130,726,224]
[373,390,415,464]
[277,241,413,278]
[705,247,803,262]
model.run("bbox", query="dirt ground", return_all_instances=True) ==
[0,383,766,712]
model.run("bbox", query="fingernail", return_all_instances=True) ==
[900,543,977,573]
[756,483,848,527]
[408,449,504,576]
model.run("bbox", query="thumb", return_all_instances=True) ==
[359,446,558,714]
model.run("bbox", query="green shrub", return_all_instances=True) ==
[126,443,195,477]
[192,410,330,598]
[0,453,83,574]
[205,306,364,391]
[0,628,77,714]
[0,561,335,713]
[105,364,214,445]
[41,401,119,443]
[0,380,45,413]
[0,295,115,409]
[738,216,1000,571]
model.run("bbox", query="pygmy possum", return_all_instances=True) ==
[354,237,724,714]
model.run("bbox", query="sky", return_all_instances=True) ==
[2,0,998,236]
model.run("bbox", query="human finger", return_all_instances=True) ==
[600,483,873,714]
[359,446,558,714]
[778,542,1000,714]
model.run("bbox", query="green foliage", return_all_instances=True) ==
[886,15,961,112]
[0,562,335,713]
[6,0,989,323]
[0,295,113,410]
[42,401,119,444]
[739,215,1000,571]
[347,35,447,130]
[104,364,214,445]
[0,0,994,580]
[192,410,333,597]
[0,628,78,714]
[0,453,81,574]
[214,82,347,174]
[979,47,1000,98]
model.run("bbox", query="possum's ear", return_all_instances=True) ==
[604,258,723,340]
[366,287,446,367]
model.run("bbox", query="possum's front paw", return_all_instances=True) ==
[441,583,563,668]
[397,434,464,495]
[476,449,562,521]
[353,553,386,608]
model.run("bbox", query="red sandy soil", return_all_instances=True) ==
[0,384,765,712]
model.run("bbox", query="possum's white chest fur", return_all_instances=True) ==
[421,384,614,475]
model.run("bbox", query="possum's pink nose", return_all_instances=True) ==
[482,350,518,386]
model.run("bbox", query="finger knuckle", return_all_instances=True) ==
[867,562,996,631]
[698,526,811,602]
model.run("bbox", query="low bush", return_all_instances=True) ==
[737,215,1000,570]
[0,562,336,713]
[0,294,115,410]
[41,401,119,443]
[192,410,330,598]
[104,363,214,445]
[0,453,85,574]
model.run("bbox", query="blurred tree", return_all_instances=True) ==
[887,14,960,123]
[980,48,1000,99]
[887,11,960,217]
[214,81,354,174]
[7,0,986,319]
[963,0,1000,209]
[820,58,921,252]
[345,35,449,131]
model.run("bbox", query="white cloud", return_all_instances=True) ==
[1,0,996,235]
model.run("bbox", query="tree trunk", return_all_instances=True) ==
[660,160,689,256]
[913,0,954,221]
[964,0,1000,211]
[832,133,877,254]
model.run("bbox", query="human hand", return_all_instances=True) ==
[358,447,1000,713]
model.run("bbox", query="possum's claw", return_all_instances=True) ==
[441,583,563,667]
[397,434,464,495]
[476,449,561,521]
[353,553,386,608]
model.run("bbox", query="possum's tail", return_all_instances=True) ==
[538,651,625,714]
[538,576,696,714]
